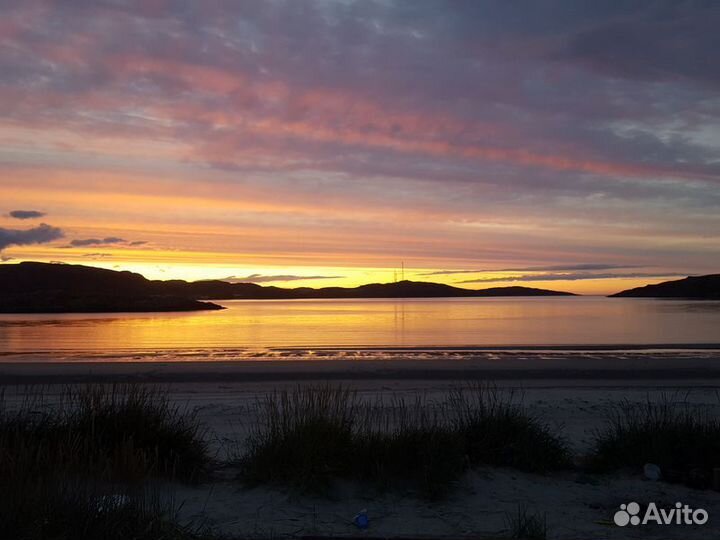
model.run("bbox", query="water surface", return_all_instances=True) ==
[1,297,719,360]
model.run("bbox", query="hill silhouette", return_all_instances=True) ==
[610,274,720,299]
[0,262,575,312]
[0,262,223,313]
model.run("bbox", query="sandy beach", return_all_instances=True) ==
[3,350,720,539]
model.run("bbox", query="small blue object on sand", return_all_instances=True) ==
[354,509,369,529]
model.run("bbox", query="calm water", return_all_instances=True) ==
[1,297,719,359]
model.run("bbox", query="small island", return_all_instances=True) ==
[0,291,225,314]
[0,262,575,313]
[0,263,225,313]
[610,274,720,299]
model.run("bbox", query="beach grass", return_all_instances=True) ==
[352,395,468,498]
[450,385,572,472]
[505,504,548,540]
[0,384,210,483]
[0,384,214,539]
[238,385,359,492]
[0,476,219,540]
[589,394,720,487]
[237,383,570,497]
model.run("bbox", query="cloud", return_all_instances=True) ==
[460,272,687,284]
[8,210,46,219]
[81,252,113,258]
[0,2,718,278]
[65,237,147,248]
[559,3,720,88]
[223,274,343,284]
[68,236,126,247]
[1,1,718,186]
[422,264,642,276]
[0,223,64,251]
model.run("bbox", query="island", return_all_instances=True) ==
[0,263,225,313]
[0,262,576,313]
[610,274,720,299]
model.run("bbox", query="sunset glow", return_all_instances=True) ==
[1,2,718,295]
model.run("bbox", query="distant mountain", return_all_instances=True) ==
[610,274,720,299]
[0,262,575,313]
[0,262,223,313]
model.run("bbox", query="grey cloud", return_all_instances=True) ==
[504,264,645,272]
[422,264,642,276]
[9,210,46,219]
[3,0,718,186]
[0,223,65,251]
[68,236,126,247]
[560,3,720,87]
[460,272,687,284]
[224,274,343,284]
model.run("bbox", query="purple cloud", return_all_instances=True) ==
[68,237,126,247]
[422,264,643,276]
[0,223,64,251]
[460,272,688,284]
[9,210,46,219]
[224,274,343,284]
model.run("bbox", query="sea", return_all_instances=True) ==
[1,296,719,362]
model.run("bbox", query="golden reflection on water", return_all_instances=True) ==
[1,297,720,353]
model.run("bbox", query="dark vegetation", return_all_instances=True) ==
[449,386,571,473]
[0,385,213,540]
[0,481,218,540]
[0,262,574,313]
[589,395,720,489]
[2,381,719,538]
[505,504,548,540]
[0,385,209,483]
[237,384,572,498]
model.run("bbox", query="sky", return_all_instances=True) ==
[0,0,718,295]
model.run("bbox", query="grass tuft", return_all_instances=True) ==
[237,383,570,498]
[506,504,548,540]
[450,384,572,472]
[0,384,215,539]
[0,384,210,483]
[589,395,720,487]
[353,398,468,498]
[0,477,218,540]
[240,385,358,492]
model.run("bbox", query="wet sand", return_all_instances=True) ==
[2,348,720,385]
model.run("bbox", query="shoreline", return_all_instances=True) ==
[2,349,720,384]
